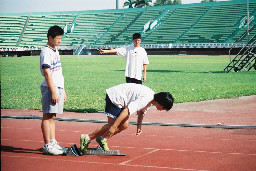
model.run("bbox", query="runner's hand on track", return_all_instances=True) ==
[136,128,142,136]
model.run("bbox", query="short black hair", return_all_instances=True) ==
[154,92,174,111]
[47,25,64,39]
[133,33,141,40]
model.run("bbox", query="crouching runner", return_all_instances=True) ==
[80,83,174,153]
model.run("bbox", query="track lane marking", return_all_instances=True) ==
[1,154,208,171]
[120,149,160,165]
[2,138,256,156]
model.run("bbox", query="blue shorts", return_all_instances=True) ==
[104,94,123,119]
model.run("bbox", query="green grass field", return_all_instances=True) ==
[1,55,256,112]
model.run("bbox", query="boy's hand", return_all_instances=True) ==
[64,89,67,102]
[136,128,142,136]
[136,124,142,136]
[99,49,104,54]
[52,93,59,103]
[143,75,146,82]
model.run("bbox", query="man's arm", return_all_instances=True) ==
[99,49,117,54]
[43,67,59,103]
[143,64,147,82]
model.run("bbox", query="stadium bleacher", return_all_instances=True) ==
[101,10,142,45]
[143,5,211,44]
[20,14,75,47]
[182,2,256,43]
[0,0,255,48]
[0,15,28,47]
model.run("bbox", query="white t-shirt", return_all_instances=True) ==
[106,83,155,115]
[40,46,64,88]
[116,46,149,81]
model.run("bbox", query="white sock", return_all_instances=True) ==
[85,134,90,141]
[50,139,57,143]
[100,137,107,141]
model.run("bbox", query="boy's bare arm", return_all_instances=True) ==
[143,64,147,82]
[99,49,117,54]
[136,111,145,136]
[43,67,59,103]
[137,111,144,125]
[64,89,67,102]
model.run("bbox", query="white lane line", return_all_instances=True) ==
[120,149,160,165]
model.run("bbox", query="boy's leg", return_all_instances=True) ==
[88,123,111,140]
[94,117,115,151]
[96,116,129,151]
[41,113,63,155]
[81,117,113,154]
[103,116,129,139]
[41,113,56,144]
[81,117,116,153]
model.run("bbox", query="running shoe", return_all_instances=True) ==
[51,139,68,153]
[96,137,109,151]
[42,144,64,155]
[80,134,90,154]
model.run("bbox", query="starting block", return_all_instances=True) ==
[85,145,126,156]
[86,149,125,156]
[65,145,126,156]
[65,144,83,156]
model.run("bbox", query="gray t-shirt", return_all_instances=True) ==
[40,46,64,88]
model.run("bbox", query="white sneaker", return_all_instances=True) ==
[42,144,64,155]
[51,139,68,152]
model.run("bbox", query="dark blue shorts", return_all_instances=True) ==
[126,77,142,84]
[104,94,123,119]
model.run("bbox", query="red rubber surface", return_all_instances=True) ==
[1,119,256,171]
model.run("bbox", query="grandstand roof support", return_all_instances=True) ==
[116,0,119,9]
[247,0,250,43]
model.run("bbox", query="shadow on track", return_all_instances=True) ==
[1,145,42,155]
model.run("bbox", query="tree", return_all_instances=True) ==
[123,0,136,8]
[154,0,173,6]
[124,0,152,8]
[172,0,181,5]
[134,0,152,8]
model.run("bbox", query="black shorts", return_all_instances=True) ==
[126,77,142,84]
[104,94,124,119]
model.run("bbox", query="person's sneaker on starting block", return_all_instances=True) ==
[96,136,109,151]
[42,143,64,155]
[80,134,90,154]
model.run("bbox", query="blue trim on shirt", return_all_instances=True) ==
[42,64,51,69]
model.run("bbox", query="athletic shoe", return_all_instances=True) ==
[80,134,90,154]
[42,144,64,155]
[51,139,68,153]
[96,137,109,151]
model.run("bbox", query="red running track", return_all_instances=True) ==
[1,118,256,171]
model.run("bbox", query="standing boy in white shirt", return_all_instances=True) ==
[40,25,67,155]
[99,33,149,84]
[80,83,174,153]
